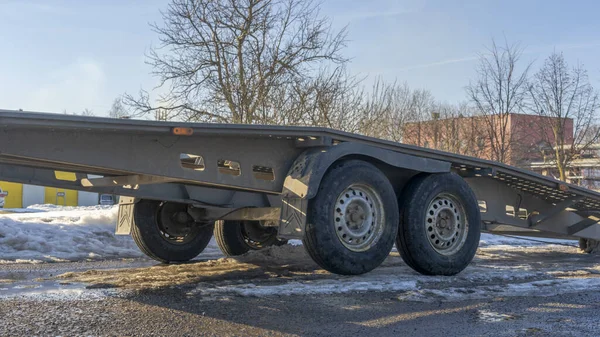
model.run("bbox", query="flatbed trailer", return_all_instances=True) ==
[1,110,599,275]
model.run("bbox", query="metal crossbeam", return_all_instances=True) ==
[81,175,179,187]
[528,196,585,227]
[567,217,600,235]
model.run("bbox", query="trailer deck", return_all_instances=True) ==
[1,109,599,249]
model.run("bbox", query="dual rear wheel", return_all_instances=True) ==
[130,201,286,263]
[302,160,481,276]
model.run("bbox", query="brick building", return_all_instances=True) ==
[402,113,574,167]
[401,112,600,191]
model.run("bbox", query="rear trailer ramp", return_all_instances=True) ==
[1,110,599,275]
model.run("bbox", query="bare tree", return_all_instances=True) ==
[374,81,411,141]
[391,87,435,144]
[397,99,488,158]
[406,89,436,145]
[80,108,95,117]
[292,66,364,132]
[359,78,404,140]
[348,79,436,143]
[528,52,600,181]
[429,102,487,157]
[108,97,129,119]
[466,39,532,164]
[431,103,461,152]
[124,0,347,124]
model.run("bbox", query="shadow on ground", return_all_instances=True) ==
[32,243,600,336]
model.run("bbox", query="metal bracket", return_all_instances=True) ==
[513,194,523,219]
[528,196,584,227]
[188,206,281,222]
[294,136,333,148]
[82,175,179,188]
[459,167,496,178]
[567,217,600,235]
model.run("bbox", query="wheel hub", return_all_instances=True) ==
[165,211,193,236]
[241,221,277,248]
[157,202,199,244]
[425,193,468,255]
[334,184,384,252]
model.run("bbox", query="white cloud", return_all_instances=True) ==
[27,59,106,114]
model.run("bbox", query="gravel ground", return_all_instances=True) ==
[1,242,600,336]
[1,288,600,336]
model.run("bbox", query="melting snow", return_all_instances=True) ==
[0,205,142,263]
[479,233,576,247]
[0,204,222,264]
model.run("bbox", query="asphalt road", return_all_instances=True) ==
[1,287,599,336]
[1,243,600,336]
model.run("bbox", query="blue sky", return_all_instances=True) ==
[1,0,599,116]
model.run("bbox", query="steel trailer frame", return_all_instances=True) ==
[1,110,600,242]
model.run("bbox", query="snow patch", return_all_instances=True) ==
[190,270,600,300]
[399,277,600,302]
[477,310,517,322]
[0,286,115,301]
[479,233,577,247]
[192,278,418,297]
[0,205,143,263]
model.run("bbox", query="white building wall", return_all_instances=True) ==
[22,185,44,207]
[23,184,99,207]
[78,191,99,206]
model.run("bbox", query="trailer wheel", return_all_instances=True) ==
[303,160,399,275]
[579,238,600,254]
[214,220,286,256]
[131,200,214,263]
[396,173,480,276]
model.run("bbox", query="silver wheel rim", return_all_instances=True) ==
[425,193,468,255]
[334,184,385,252]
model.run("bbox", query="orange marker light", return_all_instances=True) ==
[172,127,194,136]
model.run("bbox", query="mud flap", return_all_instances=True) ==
[278,197,307,239]
[116,196,136,235]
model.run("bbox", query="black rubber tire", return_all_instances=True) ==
[131,200,214,263]
[396,172,481,276]
[302,160,399,275]
[214,220,286,256]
